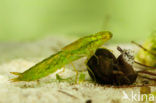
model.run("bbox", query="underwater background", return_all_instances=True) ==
[0,0,156,42]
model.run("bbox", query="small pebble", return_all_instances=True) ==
[86,99,92,103]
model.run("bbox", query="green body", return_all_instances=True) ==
[11,31,112,81]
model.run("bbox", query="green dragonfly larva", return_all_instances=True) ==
[10,31,112,82]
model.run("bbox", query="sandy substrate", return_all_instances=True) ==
[0,36,156,103]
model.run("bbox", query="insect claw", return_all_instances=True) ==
[10,72,21,76]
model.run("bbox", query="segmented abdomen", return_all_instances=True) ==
[13,50,82,81]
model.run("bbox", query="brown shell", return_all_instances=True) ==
[87,48,138,85]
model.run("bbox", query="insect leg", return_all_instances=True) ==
[71,62,78,84]
[37,80,40,85]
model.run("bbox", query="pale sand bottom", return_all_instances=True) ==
[0,61,156,103]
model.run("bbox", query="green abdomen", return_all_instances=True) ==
[19,51,83,81]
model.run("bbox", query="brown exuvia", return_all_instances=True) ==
[87,48,138,85]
